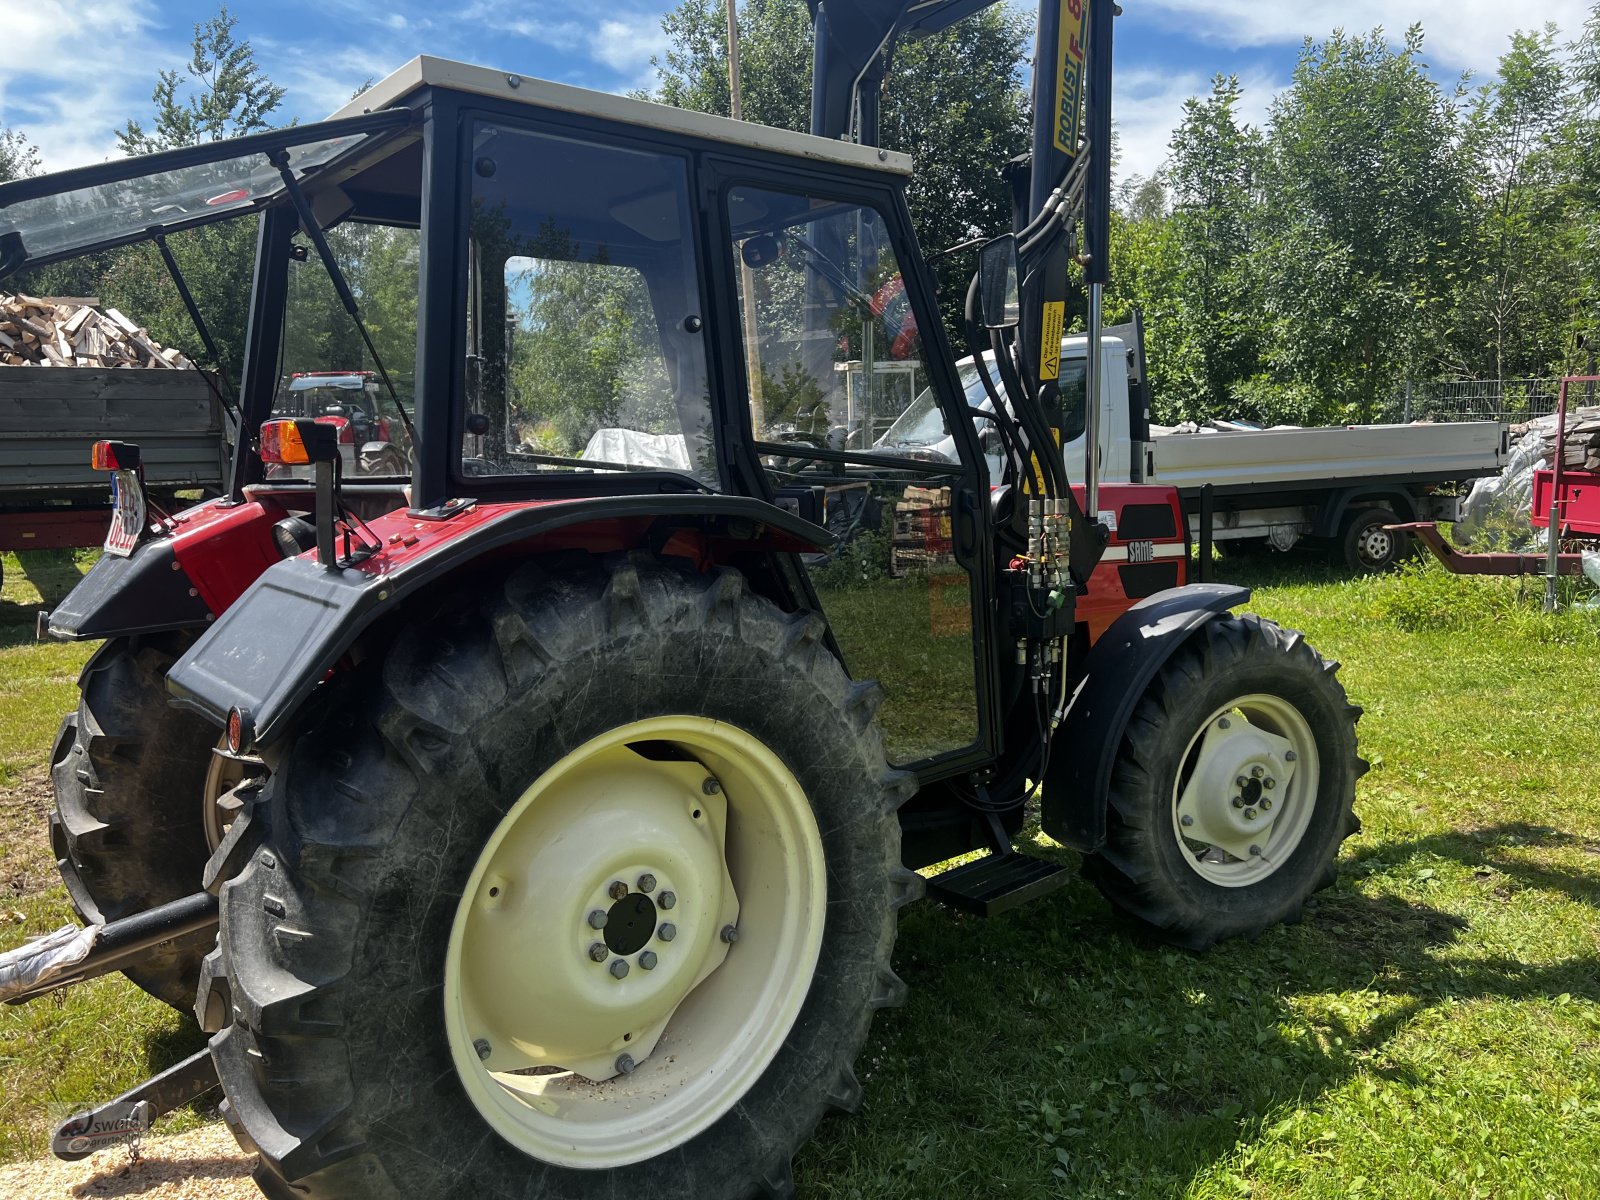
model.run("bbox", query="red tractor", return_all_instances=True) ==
[0,3,1361,1196]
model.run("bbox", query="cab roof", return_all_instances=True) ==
[329,56,913,178]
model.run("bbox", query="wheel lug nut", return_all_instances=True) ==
[474,1038,491,1061]
[1285,750,1297,762]
[588,942,608,962]
[1264,778,1276,789]
[615,1053,635,1075]
[1217,717,1231,730]
[637,873,656,893]
[702,777,721,795]
[1251,765,1264,778]
[587,910,608,929]
[1260,798,1273,811]
[1249,845,1262,856]
[639,950,658,970]
[1235,775,1248,788]
[1180,814,1194,827]
[658,891,676,910]
[608,881,629,901]
[658,923,676,942]
[1244,807,1257,820]
[720,924,740,944]
[609,959,630,979]
[1231,796,1245,809]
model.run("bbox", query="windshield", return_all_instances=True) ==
[877,365,983,450]
[0,116,405,275]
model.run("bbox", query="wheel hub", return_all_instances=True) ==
[443,716,827,1170]
[602,892,658,956]
[454,746,738,1084]
[1173,699,1319,884]
[1357,527,1393,564]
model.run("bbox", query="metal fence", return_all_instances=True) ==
[1374,378,1576,425]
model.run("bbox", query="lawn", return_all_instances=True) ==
[0,546,1596,1197]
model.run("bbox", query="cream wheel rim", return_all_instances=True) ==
[444,716,827,1170]
[1171,694,1320,887]
[203,739,256,853]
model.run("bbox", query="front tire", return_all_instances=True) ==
[204,554,920,1199]
[1084,614,1363,949]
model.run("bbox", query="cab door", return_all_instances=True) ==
[708,164,999,772]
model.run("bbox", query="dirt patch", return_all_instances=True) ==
[1,770,57,901]
[0,1121,256,1199]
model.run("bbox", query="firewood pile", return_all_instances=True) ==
[0,293,194,369]
[1512,408,1600,474]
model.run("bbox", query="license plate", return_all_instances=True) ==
[104,469,146,557]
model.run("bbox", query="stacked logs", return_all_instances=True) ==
[1512,408,1600,474]
[0,293,193,369]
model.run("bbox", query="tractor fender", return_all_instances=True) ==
[164,493,832,749]
[1041,583,1251,853]
[47,497,286,642]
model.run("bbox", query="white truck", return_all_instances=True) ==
[877,321,1508,571]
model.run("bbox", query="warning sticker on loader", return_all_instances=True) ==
[1052,0,1092,157]
[1040,301,1065,381]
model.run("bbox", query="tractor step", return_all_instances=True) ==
[925,852,1071,917]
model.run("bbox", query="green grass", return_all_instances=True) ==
[0,548,1596,1194]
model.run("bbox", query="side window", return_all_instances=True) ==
[728,185,979,765]
[461,123,714,485]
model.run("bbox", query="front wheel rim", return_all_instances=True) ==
[1171,694,1320,887]
[444,716,827,1170]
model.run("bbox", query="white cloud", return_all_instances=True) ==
[590,15,670,79]
[1113,65,1282,186]
[0,1,171,169]
[1140,0,1587,71]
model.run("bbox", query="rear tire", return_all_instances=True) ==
[1339,507,1408,573]
[1083,614,1363,950]
[203,554,920,1199]
[49,634,219,1010]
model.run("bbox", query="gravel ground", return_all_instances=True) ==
[0,1121,257,1199]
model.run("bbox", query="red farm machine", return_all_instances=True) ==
[1396,373,1600,610]
[0,2,1363,1196]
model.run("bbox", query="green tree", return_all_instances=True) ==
[1256,26,1472,423]
[649,0,1030,338]
[1164,75,1268,418]
[1452,26,1575,382]
[0,128,41,182]
[116,6,285,155]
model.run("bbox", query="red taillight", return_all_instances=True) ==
[226,707,246,753]
[90,440,140,471]
[261,420,311,464]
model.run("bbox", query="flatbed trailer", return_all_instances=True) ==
[0,366,228,564]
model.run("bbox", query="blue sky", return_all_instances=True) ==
[0,0,1591,184]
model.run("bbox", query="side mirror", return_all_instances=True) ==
[978,234,1020,330]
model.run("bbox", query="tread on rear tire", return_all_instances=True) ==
[202,553,922,1200]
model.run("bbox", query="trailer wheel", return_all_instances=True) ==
[1084,614,1362,950]
[205,554,918,1199]
[1339,506,1409,573]
[49,634,221,1010]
